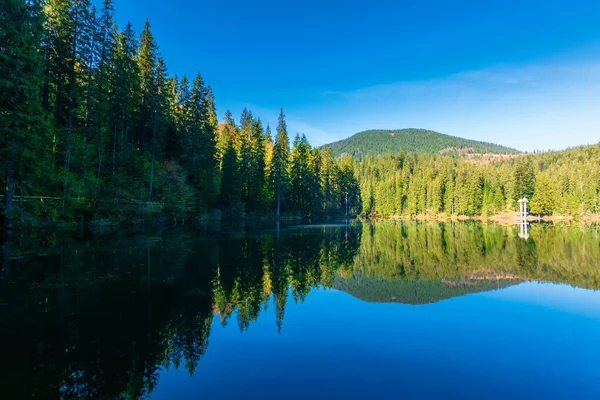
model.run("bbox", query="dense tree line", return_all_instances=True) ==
[356,144,600,218]
[0,0,360,228]
[327,128,519,159]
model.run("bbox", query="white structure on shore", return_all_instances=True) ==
[517,198,529,218]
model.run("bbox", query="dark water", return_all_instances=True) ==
[1,220,600,399]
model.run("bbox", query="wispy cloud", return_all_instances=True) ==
[312,55,600,151]
[221,51,600,152]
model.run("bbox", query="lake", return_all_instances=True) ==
[1,220,600,399]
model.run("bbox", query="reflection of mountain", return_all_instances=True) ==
[332,275,521,305]
[1,220,600,398]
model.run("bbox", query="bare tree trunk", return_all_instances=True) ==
[148,113,157,202]
[4,139,15,230]
[2,230,12,293]
[83,34,95,186]
[112,123,117,177]
[65,109,73,170]
[62,109,73,210]
[66,6,78,172]
[97,133,103,180]
[42,23,51,112]
[276,184,281,219]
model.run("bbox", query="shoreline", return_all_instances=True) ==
[361,212,599,225]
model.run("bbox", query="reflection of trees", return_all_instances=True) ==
[213,224,363,333]
[343,220,600,293]
[1,220,597,398]
[0,231,215,399]
[0,223,362,398]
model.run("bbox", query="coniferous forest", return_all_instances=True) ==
[2,1,600,229]
[0,0,360,228]
[356,144,600,219]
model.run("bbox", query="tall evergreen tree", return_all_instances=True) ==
[239,108,253,203]
[219,144,241,215]
[136,19,157,153]
[270,108,290,218]
[0,0,47,228]
[249,118,266,208]
[290,133,311,212]
[512,158,535,201]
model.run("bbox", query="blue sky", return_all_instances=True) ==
[106,0,600,151]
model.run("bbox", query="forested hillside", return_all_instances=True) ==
[2,1,598,229]
[356,144,600,218]
[0,0,360,228]
[326,129,519,158]
[333,275,519,305]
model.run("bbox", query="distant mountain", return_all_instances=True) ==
[325,128,520,158]
[332,275,520,305]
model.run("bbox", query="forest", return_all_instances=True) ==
[326,128,519,158]
[356,144,600,219]
[2,1,600,230]
[0,0,360,229]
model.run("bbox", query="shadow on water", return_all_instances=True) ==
[0,220,599,398]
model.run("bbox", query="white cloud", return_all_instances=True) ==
[220,50,600,152]
[311,55,600,151]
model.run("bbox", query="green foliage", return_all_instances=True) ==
[2,0,597,227]
[530,172,557,215]
[355,145,600,218]
[219,145,241,215]
[326,128,519,159]
[511,157,535,200]
[2,220,600,397]
[270,108,290,216]
[0,0,49,228]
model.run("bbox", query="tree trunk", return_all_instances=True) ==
[42,23,51,112]
[2,230,12,291]
[148,113,157,202]
[83,33,95,185]
[112,123,117,177]
[276,184,281,219]
[4,139,15,230]
[65,108,73,170]
[97,127,103,180]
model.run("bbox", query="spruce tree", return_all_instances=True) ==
[270,108,290,218]
[0,0,47,228]
[250,118,266,208]
[239,108,254,203]
[220,144,241,215]
[136,19,157,153]
[290,133,311,212]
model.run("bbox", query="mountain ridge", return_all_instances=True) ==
[325,128,520,158]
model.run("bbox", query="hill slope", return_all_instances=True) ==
[332,275,520,305]
[325,128,519,158]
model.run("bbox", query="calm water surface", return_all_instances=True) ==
[1,220,600,399]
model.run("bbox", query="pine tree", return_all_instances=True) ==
[271,108,290,218]
[249,118,266,208]
[262,124,274,205]
[1,0,47,228]
[512,158,535,202]
[93,0,116,182]
[136,19,157,153]
[239,108,253,203]
[220,144,241,215]
[109,22,139,188]
[148,54,168,201]
[530,172,557,215]
[290,133,311,212]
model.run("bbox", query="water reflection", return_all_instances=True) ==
[0,220,599,398]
